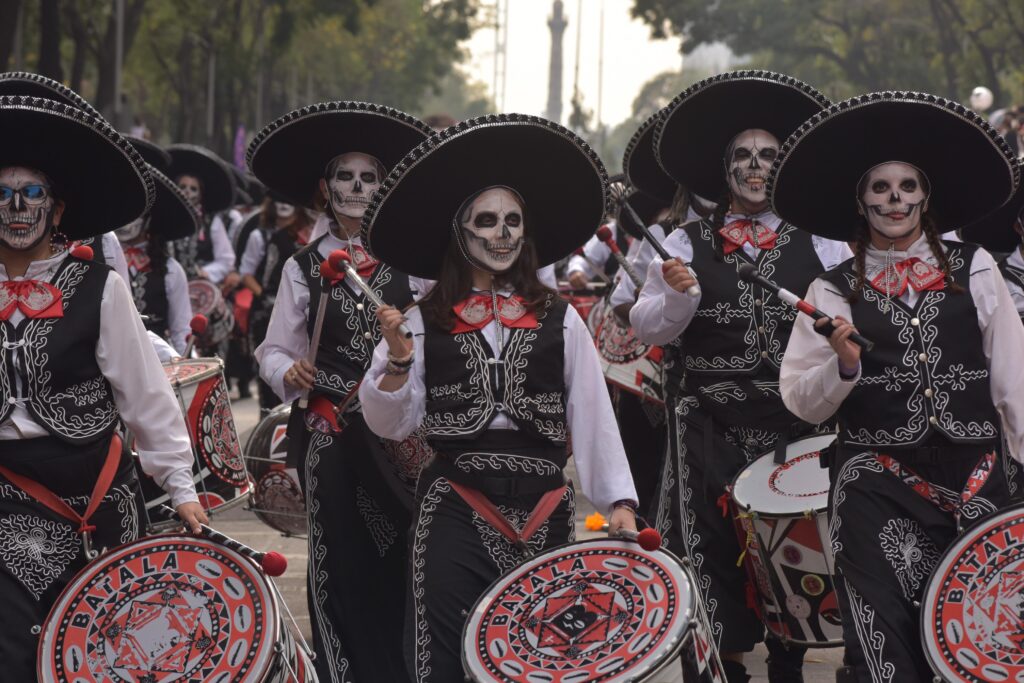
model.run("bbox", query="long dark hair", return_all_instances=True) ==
[145,230,169,276]
[419,233,554,332]
[259,197,314,242]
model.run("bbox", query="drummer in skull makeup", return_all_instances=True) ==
[775,92,1024,682]
[358,115,639,683]
[0,96,204,681]
[629,71,851,683]
[248,101,433,683]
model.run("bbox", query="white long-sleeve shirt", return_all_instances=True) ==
[780,235,1024,463]
[239,229,266,278]
[567,222,618,279]
[630,213,852,345]
[100,232,130,283]
[0,250,198,506]
[199,214,236,284]
[122,243,192,355]
[358,302,639,512]
[1004,248,1024,316]
[255,231,432,404]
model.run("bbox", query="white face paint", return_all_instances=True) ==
[725,129,779,211]
[0,166,56,251]
[176,175,202,208]
[325,153,382,219]
[115,217,147,243]
[274,202,296,219]
[458,187,525,273]
[858,162,928,240]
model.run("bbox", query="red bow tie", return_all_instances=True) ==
[451,294,538,334]
[719,219,778,254]
[869,257,946,296]
[348,244,378,278]
[124,247,151,273]
[0,280,64,320]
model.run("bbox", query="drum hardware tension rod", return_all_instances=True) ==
[267,573,317,660]
[571,247,613,284]
[621,200,701,297]
[595,225,643,289]
[328,249,413,338]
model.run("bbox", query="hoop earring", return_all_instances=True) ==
[49,228,69,251]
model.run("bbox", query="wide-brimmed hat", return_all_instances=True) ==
[247,101,432,209]
[0,95,153,239]
[655,70,830,201]
[126,136,171,173]
[768,92,1020,242]
[617,189,666,240]
[167,144,236,215]
[623,108,676,204]
[362,114,609,279]
[960,159,1023,254]
[0,71,102,119]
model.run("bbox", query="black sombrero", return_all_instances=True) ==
[247,101,432,209]
[126,136,171,173]
[768,92,1020,242]
[144,166,201,241]
[362,114,609,279]
[961,159,1024,253]
[618,189,666,240]
[655,70,830,201]
[623,108,675,204]
[167,144,236,215]
[0,95,153,239]
[0,71,102,119]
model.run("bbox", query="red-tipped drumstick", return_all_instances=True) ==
[571,246,612,285]
[298,257,347,409]
[70,244,94,260]
[182,314,208,358]
[159,505,288,576]
[585,512,662,551]
[329,250,412,338]
[620,200,701,298]
[595,225,643,289]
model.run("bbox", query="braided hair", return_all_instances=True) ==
[709,194,731,262]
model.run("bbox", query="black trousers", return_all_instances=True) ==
[613,387,666,514]
[301,415,414,683]
[0,435,142,681]
[829,446,1012,683]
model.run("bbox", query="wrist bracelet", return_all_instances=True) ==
[838,359,859,380]
[387,350,414,366]
[612,499,638,513]
[384,361,412,376]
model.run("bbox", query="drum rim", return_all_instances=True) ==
[162,357,225,385]
[461,536,696,681]
[919,502,1024,681]
[37,532,282,682]
[730,433,836,515]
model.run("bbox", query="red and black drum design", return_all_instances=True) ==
[921,503,1024,682]
[38,535,286,682]
[463,538,698,682]
[592,302,664,404]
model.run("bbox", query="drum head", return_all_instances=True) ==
[163,358,223,385]
[38,535,280,682]
[188,279,223,315]
[731,434,835,516]
[463,538,694,682]
[921,504,1024,682]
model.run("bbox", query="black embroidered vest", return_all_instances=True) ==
[297,235,413,402]
[261,228,300,298]
[129,264,169,336]
[822,242,999,448]
[195,215,217,265]
[76,237,107,267]
[0,257,118,444]
[422,296,568,446]
[999,256,1024,322]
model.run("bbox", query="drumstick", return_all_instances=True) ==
[737,264,875,352]
[571,247,612,284]
[620,200,701,298]
[182,314,208,358]
[595,226,643,289]
[298,257,341,410]
[584,512,662,551]
[159,504,287,576]
[328,250,413,339]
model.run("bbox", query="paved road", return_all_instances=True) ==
[223,392,845,681]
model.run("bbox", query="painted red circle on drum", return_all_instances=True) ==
[922,507,1024,682]
[465,542,692,682]
[768,452,829,498]
[38,536,278,682]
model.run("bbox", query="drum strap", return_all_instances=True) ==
[875,451,996,523]
[0,434,121,555]
[447,479,567,557]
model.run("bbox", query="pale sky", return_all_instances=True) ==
[462,0,732,127]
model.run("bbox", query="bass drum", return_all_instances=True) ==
[189,278,235,350]
[921,503,1024,682]
[245,404,307,537]
[593,300,665,404]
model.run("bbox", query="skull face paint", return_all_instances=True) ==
[0,167,57,251]
[724,129,779,211]
[115,217,148,243]
[324,153,383,219]
[274,202,296,219]
[176,175,202,209]
[457,187,525,273]
[857,162,929,241]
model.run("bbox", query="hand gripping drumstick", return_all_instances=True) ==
[585,513,662,551]
[595,226,643,289]
[159,505,288,576]
[182,314,208,358]
[619,200,701,298]
[328,250,413,339]
[737,263,875,352]
[570,247,613,285]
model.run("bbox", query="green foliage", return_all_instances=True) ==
[630,0,1024,106]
